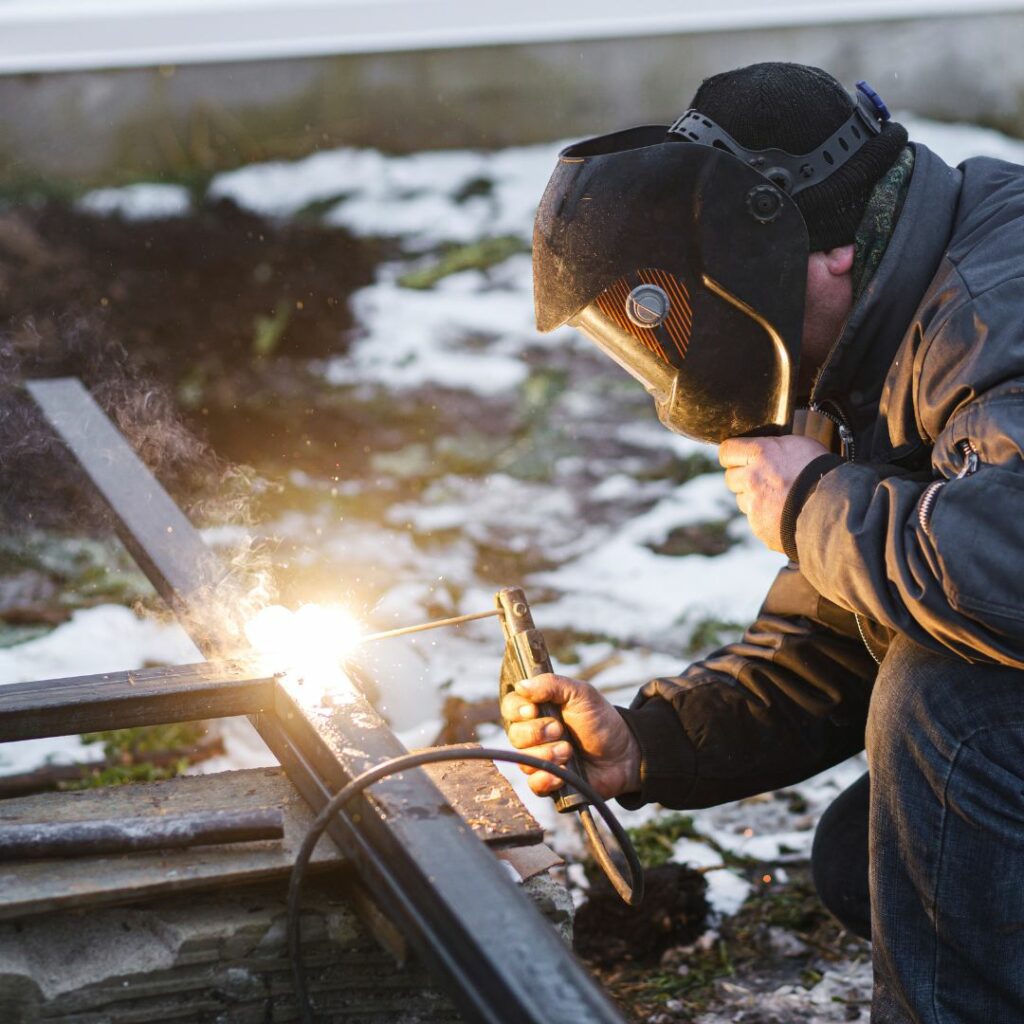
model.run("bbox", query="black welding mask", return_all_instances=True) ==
[534,81,893,441]
[534,126,811,442]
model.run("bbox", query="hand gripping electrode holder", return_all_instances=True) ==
[497,586,588,813]
[496,586,643,905]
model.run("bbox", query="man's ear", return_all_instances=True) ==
[822,244,855,276]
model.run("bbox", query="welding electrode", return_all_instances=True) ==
[358,608,501,645]
[356,596,589,812]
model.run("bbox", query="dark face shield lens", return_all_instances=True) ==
[570,268,697,399]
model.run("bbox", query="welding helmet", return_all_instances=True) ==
[533,81,892,443]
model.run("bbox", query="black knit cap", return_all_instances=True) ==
[691,62,908,251]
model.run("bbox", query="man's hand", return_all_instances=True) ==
[500,674,641,800]
[719,435,828,552]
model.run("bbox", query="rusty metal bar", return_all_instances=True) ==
[0,661,275,742]
[26,378,624,1024]
[0,807,283,861]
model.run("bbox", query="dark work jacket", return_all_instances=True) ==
[618,143,1024,810]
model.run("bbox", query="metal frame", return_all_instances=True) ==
[22,377,623,1024]
[0,661,273,742]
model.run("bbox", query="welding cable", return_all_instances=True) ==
[286,746,644,1023]
[578,804,636,905]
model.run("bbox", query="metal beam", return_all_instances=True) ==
[0,807,284,861]
[0,661,275,742]
[27,378,624,1024]
[26,378,246,658]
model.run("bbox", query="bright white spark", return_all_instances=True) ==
[244,603,364,704]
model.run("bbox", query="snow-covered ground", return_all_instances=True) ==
[6,111,1024,1020]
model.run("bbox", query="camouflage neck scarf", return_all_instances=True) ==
[851,146,915,300]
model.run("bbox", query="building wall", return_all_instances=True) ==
[2,11,1023,189]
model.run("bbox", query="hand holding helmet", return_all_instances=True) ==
[719,435,829,552]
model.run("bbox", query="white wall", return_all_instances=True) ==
[3,5,1024,186]
[2,0,1023,73]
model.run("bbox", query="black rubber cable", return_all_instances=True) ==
[286,745,644,1023]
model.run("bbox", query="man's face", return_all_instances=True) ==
[798,246,855,394]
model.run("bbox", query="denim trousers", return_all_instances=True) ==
[810,634,1024,1023]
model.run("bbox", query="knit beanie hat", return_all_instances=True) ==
[690,63,908,251]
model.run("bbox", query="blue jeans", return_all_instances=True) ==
[811,634,1024,1022]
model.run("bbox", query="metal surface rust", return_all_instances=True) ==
[26,378,624,1024]
[0,807,284,861]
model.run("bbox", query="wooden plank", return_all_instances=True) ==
[0,769,317,920]
[0,661,275,742]
[0,758,542,920]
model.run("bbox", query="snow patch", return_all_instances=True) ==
[325,277,534,393]
[77,184,192,220]
[0,606,200,773]
[0,605,198,685]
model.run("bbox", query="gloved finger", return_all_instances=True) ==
[515,741,573,780]
[507,717,562,749]
[500,691,537,725]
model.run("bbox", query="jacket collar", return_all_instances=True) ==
[810,143,962,429]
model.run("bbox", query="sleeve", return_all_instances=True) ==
[616,562,877,810]
[793,281,1024,667]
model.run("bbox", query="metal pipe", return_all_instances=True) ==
[0,808,284,861]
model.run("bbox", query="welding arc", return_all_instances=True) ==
[286,746,644,1024]
[358,608,501,645]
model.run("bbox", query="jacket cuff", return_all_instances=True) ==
[614,701,696,810]
[779,453,844,562]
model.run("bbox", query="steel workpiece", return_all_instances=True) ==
[25,377,624,1024]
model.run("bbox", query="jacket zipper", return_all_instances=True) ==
[808,401,884,663]
[855,612,883,666]
[809,400,856,460]
[917,439,979,536]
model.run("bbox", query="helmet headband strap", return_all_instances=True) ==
[667,81,890,196]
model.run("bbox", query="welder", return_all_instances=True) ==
[503,62,1024,1019]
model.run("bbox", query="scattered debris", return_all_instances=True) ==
[431,694,501,745]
